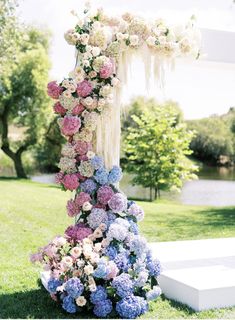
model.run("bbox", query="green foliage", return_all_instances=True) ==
[0,0,52,177]
[187,108,235,165]
[123,103,197,200]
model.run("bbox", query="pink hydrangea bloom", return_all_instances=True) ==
[77,155,89,161]
[97,185,114,205]
[66,199,79,217]
[75,192,91,207]
[61,115,81,136]
[47,81,63,99]
[76,172,86,182]
[77,80,93,97]
[128,203,144,221]
[55,172,64,184]
[65,223,93,241]
[62,174,79,191]
[30,252,43,263]
[99,60,114,79]
[108,193,127,213]
[53,102,67,115]
[74,140,89,155]
[72,103,85,115]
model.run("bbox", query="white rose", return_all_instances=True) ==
[116,32,125,41]
[80,33,89,45]
[83,96,93,107]
[100,84,111,97]
[87,151,95,159]
[111,77,120,87]
[76,296,87,307]
[92,46,101,57]
[84,264,94,275]
[130,35,139,46]
[93,21,101,29]
[61,256,73,267]
[82,201,92,211]
[159,36,166,45]
[70,246,82,258]
[82,59,90,67]
[93,228,103,238]
[146,36,156,47]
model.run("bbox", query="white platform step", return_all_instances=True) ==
[149,238,235,311]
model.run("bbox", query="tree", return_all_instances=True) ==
[0,6,51,178]
[123,108,197,201]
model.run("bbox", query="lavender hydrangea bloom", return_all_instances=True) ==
[108,193,127,213]
[62,296,77,313]
[127,203,144,221]
[146,257,162,277]
[90,285,107,304]
[87,208,108,230]
[80,178,97,194]
[108,165,122,184]
[107,211,117,227]
[106,222,128,242]
[94,168,109,185]
[116,295,148,319]
[112,273,133,298]
[64,277,84,298]
[146,286,162,301]
[91,156,104,170]
[47,278,62,294]
[93,299,112,317]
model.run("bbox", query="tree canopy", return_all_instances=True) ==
[123,99,197,200]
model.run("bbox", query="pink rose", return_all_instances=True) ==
[72,103,85,115]
[53,102,67,115]
[106,261,119,280]
[74,140,89,155]
[77,80,93,97]
[62,174,79,191]
[61,115,81,136]
[75,192,91,207]
[47,81,63,99]
[99,60,114,79]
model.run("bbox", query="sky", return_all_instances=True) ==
[17,0,235,119]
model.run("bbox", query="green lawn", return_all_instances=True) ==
[0,179,235,319]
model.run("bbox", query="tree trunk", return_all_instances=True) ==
[150,187,153,201]
[13,154,27,178]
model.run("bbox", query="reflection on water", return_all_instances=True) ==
[28,165,235,207]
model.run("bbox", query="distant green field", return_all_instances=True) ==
[0,179,234,318]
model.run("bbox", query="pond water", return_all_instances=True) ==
[31,165,235,207]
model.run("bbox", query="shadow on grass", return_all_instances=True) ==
[160,294,195,315]
[0,287,93,319]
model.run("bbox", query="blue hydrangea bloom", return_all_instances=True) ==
[47,278,62,294]
[80,178,97,194]
[90,285,107,304]
[116,295,148,319]
[105,246,118,260]
[93,259,108,279]
[93,299,113,317]
[108,165,122,184]
[146,286,162,301]
[91,156,104,170]
[107,211,116,227]
[94,168,109,185]
[127,218,139,235]
[62,295,77,313]
[112,273,133,298]
[146,256,162,277]
[64,277,84,299]
[127,200,135,208]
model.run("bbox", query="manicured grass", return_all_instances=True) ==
[0,179,235,319]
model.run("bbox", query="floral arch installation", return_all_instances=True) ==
[32,6,200,318]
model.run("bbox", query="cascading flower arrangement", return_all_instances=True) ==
[31,5,200,318]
